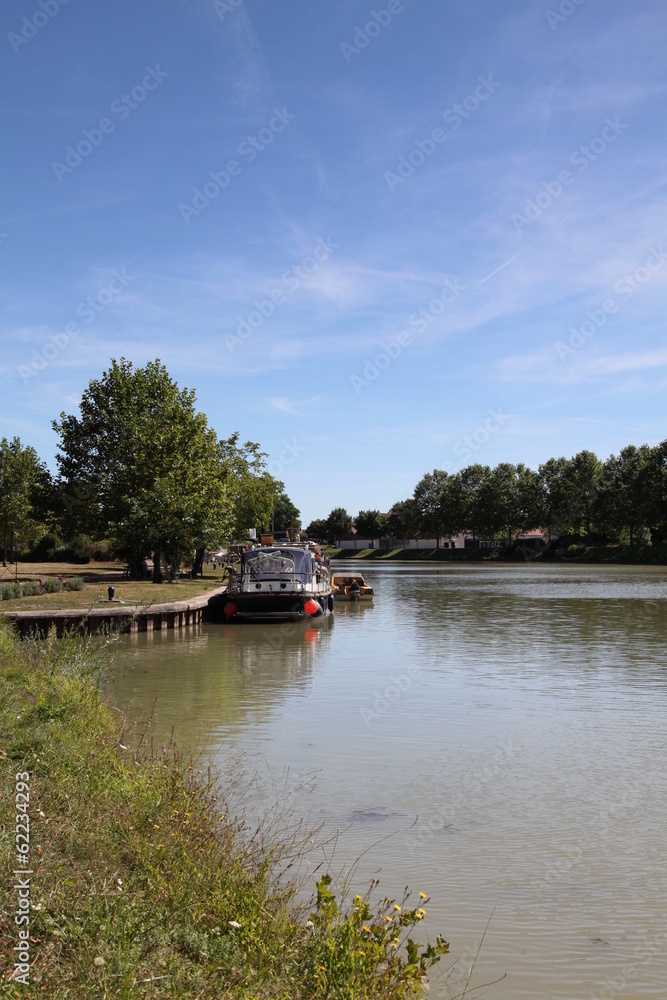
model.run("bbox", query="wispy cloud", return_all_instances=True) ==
[268,396,320,415]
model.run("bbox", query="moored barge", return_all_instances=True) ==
[222,546,334,622]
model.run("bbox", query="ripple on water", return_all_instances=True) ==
[107,562,667,999]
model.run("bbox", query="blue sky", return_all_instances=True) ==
[1,0,666,524]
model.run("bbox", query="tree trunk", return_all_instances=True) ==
[152,549,163,584]
[191,546,205,578]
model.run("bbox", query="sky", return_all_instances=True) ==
[1,0,666,525]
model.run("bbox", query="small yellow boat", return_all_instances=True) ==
[331,571,374,601]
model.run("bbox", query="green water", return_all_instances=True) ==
[105,562,667,999]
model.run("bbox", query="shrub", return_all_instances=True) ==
[30,531,63,561]
[45,578,63,594]
[0,583,13,601]
[64,576,85,592]
[21,580,41,597]
[91,539,117,561]
[55,546,91,565]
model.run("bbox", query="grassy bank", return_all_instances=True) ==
[326,543,667,565]
[0,625,447,998]
[325,548,494,562]
[0,562,227,612]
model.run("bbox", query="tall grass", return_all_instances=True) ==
[0,623,448,998]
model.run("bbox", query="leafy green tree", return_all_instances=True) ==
[305,518,328,541]
[567,450,602,536]
[456,465,495,540]
[271,490,301,534]
[217,434,280,544]
[597,445,653,545]
[354,509,385,547]
[413,471,452,546]
[538,457,578,540]
[643,440,667,543]
[53,359,232,582]
[0,437,49,565]
[490,462,546,545]
[387,499,419,547]
[325,507,354,544]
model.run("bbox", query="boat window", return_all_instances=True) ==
[244,551,296,580]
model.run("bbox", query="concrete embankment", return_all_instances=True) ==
[4,585,228,637]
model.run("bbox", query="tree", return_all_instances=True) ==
[598,444,653,546]
[456,465,494,540]
[53,359,232,583]
[538,457,578,540]
[413,470,455,547]
[354,509,385,548]
[567,450,602,536]
[325,507,353,544]
[387,499,419,547]
[0,438,49,565]
[490,462,545,545]
[271,490,301,534]
[217,434,280,544]
[642,440,667,543]
[305,518,328,541]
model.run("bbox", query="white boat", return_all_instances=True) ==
[221,546,334,622]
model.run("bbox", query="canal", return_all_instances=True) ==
[104,561,667,999]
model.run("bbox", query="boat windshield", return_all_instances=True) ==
[241,548,312,582]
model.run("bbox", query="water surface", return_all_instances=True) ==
[106,562,667,999]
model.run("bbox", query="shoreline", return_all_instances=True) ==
[0,623,446,996]
[326,543,667,565]
[2,586,229,637]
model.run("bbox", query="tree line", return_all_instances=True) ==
[307,444,667,548]
[1,359,300,580]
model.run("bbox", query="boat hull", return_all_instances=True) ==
[333,592,374,602]
[219,590,333,622]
